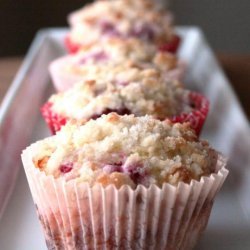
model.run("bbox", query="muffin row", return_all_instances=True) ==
[43,33,208,135]
[21,1,228,249]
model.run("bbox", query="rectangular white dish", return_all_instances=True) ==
[0,27,249,250]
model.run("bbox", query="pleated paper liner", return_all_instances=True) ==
[22,141,228,250]
[170,91,209,136]
[40,102,67,135]
[49,56,83,92]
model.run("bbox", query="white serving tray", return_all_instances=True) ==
[0,27,249,250]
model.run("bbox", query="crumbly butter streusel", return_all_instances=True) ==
[68,0,174,47]
[33,114,218,188]
[49,68,187,121]
[51,38,183,91]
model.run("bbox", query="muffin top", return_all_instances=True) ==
[33,114,218,188]
[54,38,179,77]
[48,68,186,121]
[68,0,174,47]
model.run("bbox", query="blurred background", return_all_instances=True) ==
[0,0,249,119]
[0,0,249,56]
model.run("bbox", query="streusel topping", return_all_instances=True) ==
[49,68,186,121]
[68,0,174,47]
[62,38,179,73]
[51,37,183,91]
[33,114,218,187]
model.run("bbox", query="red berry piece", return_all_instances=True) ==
[123,163,147,185]
[59,163,73,174]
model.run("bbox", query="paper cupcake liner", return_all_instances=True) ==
[22,142,228,250]
[170,91,209,136]
[49,56,84,92]
[41,102,67,134]
[65,35,80,54]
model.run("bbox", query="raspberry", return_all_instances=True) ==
[59,163,73,173]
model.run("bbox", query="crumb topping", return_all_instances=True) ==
[68,0,174,46]
[50,38,183,91]
[49,68,187,121]
[33,114,218,187]
[67,38,179,72]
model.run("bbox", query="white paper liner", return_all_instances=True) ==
[49,56,186,93]
[49,56,81,92]
[22,142,228,250]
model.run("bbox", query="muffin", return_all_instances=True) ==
[42,69,208,135]
[65,0,180,53]
[21,114,228,249]
[50,38,185,92]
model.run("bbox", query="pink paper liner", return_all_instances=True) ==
[22,141,228,250]
[49,56,83,92]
